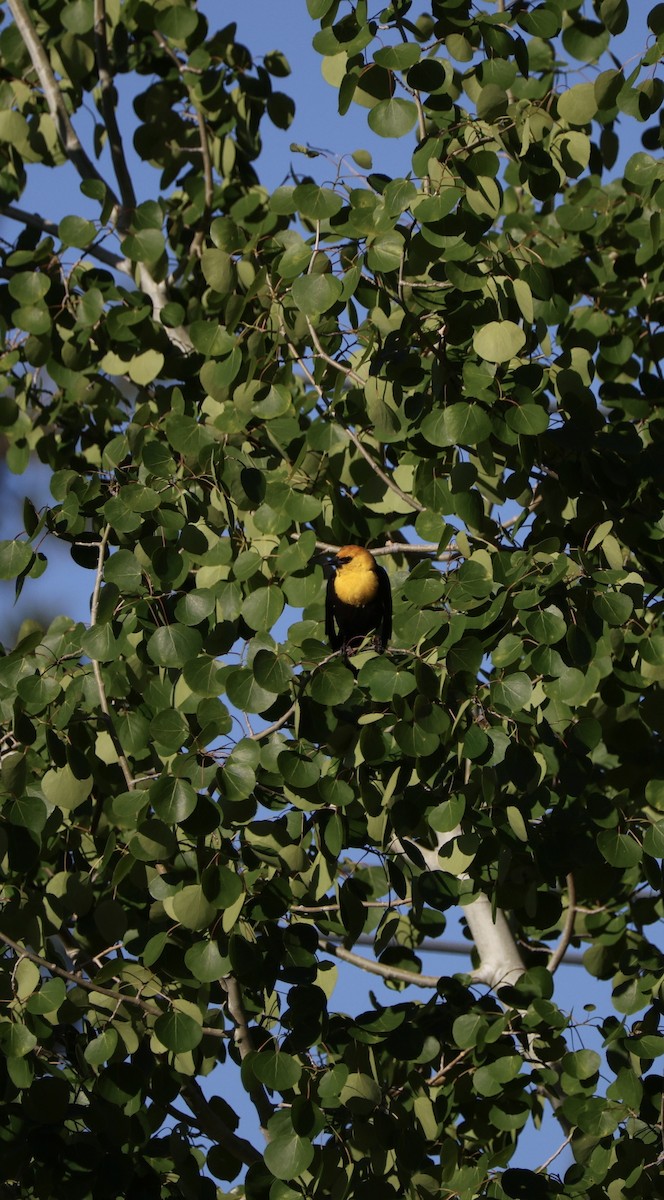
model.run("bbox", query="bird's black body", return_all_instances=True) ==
[325,546,392,654]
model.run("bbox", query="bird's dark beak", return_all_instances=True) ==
[312,547,336,567]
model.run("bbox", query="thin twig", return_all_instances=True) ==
[547,873,577,975]
[89,526,135,794]
[535,1132,574,1174]
[294,321,426,513]
[291,898,412,913]
[306,315,365,387]
[249,700,297,741]
[318,938,440,987]
[427,1048,471,1086]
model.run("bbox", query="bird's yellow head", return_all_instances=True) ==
[334,545,377,573]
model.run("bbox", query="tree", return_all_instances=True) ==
[0,0,663,1196]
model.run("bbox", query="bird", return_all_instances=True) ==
[325,545,392,655]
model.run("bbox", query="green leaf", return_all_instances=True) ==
[558,82,598,124]
[58,215,96,247]
[84,1028,119,1066]
[491,673,533,714]
[505,405,549,435]
[225,668,279,714]
[292,184,343,219]
[367,98,418,138]
[147,625,203,667]
[0,540,33,580]
[42,765,93,812]
[154,1008,203,1053]
[150,776,197,824]
[374,44,420,70]
[253,1051,302,1090]
[121,228,165,265]
[291,275,343,315]
[127,350,164,385]
[104,550,143,591]
[185,940,229,983]
[597,829,642,868]
[308,660,355,705]
[155,6,198,42]
[264,1132,314,1181]
[473,322,526,363]
[167,885,218,931]
[339,1072,382,1112]
[593,591,633,625]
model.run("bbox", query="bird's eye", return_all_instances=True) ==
[337,556,351,565]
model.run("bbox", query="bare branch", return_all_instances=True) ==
[249,699,297,741]
[0,929,228,1039]
[221,975,274,1132]
[427,1048,471,1086]
[7,0,119,206]
[547,873,577,975]
[180,1079,262,1167]
[0,204,125,271]
[93,0,137,219]
[535,1132,573,1174]
[89,526,135,796]
[318,937,440,988]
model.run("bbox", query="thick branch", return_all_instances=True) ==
[221,975,274,1132]
[0,205,125,270]
[93,0,137,219]
[391,832,526,989]
[89,526,135,795]
[547,873,576,975]
[180,1079,262,1167]
[7,0,119,206]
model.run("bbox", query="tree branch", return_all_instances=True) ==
[0,204,125,270]
[7,0,194,353]
[390,831,526,990]
[180,1078,262,1167]
[153,30,214,253]
[93,0,137,220]
[221,975,274,1132]
[249,699,297,741]
[7,0,119,206]
[0,930,228,1039]
[89,526,135,796]
[318,937,440,988]
[547,873,576,975]
[287,321,425,513]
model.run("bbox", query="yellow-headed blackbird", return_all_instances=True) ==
[325,545,392,654]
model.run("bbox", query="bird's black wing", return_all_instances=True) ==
[325,574,342,649]
[376,565,392,649]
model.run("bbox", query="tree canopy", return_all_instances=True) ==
[0,0,663,1197]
